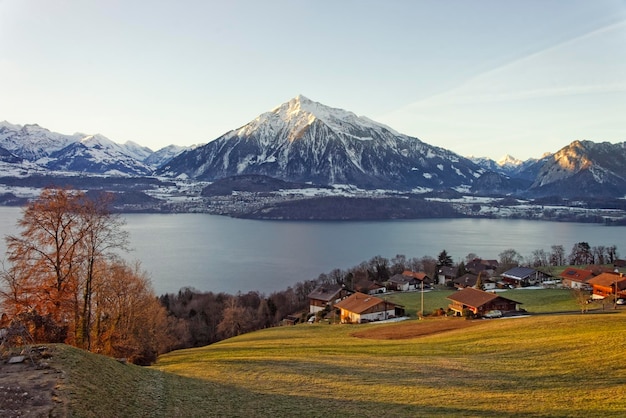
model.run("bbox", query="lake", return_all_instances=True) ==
[0,206,624,296]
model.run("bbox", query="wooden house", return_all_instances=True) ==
[437,266,456,286]
[465,258,499,277]
[388,274,419,291]
[402,271,432,287]
[334,292,404,323]
[587,272,626,300]
[447,287,521,317]
[354,279,386,295]
[454,273,478,289]
[307,284,346,314]
[453,273,496,290]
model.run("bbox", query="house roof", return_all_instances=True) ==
[389,274,416,284]
[587,272,626,289]
[334,292,395,314]
[454,273,478,286]
[447,287,520,309]
[402,271,430,280]
[355,279,384,291]
[466,259,499,272]
[438,266,456,277]
[501,267,536,280]
[559,267,594,283]
[307,284,343,302]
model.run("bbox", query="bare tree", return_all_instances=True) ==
[571,289,590,314]
[217,297,251,339]
[76,192,129,350]
[592,245,607,265]
[550,245,565,266]
[569,242,593,265]
[531,249,549,267]
[498,248,522,270]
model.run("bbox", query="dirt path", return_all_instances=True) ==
[0,346,66,417]
[352,318,483,340]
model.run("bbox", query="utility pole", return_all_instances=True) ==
[420,278,424,319]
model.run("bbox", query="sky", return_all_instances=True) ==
[0,0,625,161]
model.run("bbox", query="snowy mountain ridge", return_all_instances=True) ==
[0,120,186,175]
[157,95,487,191]
[2,97,626,200]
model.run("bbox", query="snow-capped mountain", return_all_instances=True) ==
[0,121,82,160]
[527,140,626,197]
[497,154,523,170]
[45,134,152,176]
[0,121,168,176]
[157,95,488,190]
[144,144,188,168]
[121,140,154,162]
[2,103,626,201]
[469,154,542,178]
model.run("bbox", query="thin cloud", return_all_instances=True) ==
[393,19,626,110]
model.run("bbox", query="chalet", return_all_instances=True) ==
[465,258,499,277]
[354,279,387,295]
[307,284,347,314]
[454,273,478,289]
[447,287,522,317]
[560,267,594,290]
[500,267,550,287]
[402,271,432,287]
[453,273,496,290]
[587,272,626,300]
[334,292,404,323]
[437,266,456,286]
[388,274,419,291]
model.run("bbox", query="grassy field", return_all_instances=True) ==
[54,300,626,417]
[384,287,583,317]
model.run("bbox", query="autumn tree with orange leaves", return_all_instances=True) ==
[0,187,170,364]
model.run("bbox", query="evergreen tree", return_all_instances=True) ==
[437,250,453,267]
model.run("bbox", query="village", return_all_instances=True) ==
[306,257,626,324]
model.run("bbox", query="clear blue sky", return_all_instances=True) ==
[1,0,625,161]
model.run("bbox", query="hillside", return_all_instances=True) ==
[6,309,626,417]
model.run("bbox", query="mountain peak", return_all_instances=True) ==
[273,95,336,120]
[264,96,400,138]
[497,154,523,167]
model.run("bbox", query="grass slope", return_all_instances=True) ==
[56,310,626,417]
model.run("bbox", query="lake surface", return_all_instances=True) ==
[0,206,624,296]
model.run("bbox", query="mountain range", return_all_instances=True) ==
[1,95,626,202]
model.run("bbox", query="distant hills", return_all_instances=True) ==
[1,96,626,208]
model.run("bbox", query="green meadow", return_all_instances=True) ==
[57,295,626,417]
[385,287,583,316]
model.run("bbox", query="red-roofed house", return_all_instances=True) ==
[334,292,404,323]
[559,267,594,290]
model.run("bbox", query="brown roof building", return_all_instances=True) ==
[334,292,404,323]
[307,284,347,314]
[587,272,626,299]
[447,288,521,317]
